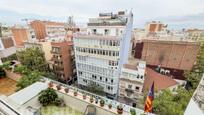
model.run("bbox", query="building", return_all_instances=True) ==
[11,26,29,47]
[49,41,75,81]
[74,11,133,98]
[187,29,204,41]
[145,21,167,34]
[185,74,204,115]
[24,41,52,61]
[30,20,65,40]
[119,59,146,104]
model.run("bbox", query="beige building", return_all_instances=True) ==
[24,41,52,61]
[187,29,204,41]
[119,60,146,101]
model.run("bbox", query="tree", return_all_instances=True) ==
[38,88,58,106]
[16,71,42,91]
[14,65,31,75]
[17,47,46,71]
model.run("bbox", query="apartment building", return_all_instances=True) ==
[187,29,204,41]
[30,20,65,40]
[11,25,37,47]
[49,41,75,81]
[145,21,167,34]
[74,11,133,98]
[119,60,146,102]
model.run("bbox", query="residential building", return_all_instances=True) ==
[119,59,146,104]
[49,41,75,81]
[187,29,204,41]
[145,21,167,34]
[74,11,133,98]
[185,74,204,115]
[30,20,65,40]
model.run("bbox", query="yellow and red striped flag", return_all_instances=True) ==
[144,82,154,113]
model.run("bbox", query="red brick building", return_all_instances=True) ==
[50,41,75,81]
[133,39,200,70]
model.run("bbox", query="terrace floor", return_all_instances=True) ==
[0,77,17,96]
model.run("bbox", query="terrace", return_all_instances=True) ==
[0,77,16,96]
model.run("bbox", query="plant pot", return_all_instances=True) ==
[56,85,61,90]
[117,105,123,114]
[48,82,53,87]
[64,88,69,93]
[100,100,105,107]
[90,97,94,103]
[74,92,77,96]
[83,95,86,100]
[108,104,112,109]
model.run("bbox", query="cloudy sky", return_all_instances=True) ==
[0,0,204,29]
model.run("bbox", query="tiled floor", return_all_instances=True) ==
[0,77,17,96]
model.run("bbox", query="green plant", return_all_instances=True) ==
[14,65,30,75]
[117,104,123,114]
[1,61,11,70]
[100,99,105,107]
[108,103,112,109]
[38,88,58,106]
[130,108,136,115]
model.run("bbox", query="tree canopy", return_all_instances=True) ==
[38,88,58,106]
[17,47,46,71]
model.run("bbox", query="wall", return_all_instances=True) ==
[5,70,22,81]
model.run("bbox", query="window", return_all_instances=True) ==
[135,86,140,91]
[106,78,108,82]
[111,79,113,83]
[92,29,97,34]
[128,85,132,89]
[100,77,102,81]
[105,29,109,35]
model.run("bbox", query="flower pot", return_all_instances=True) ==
[48,82,53,87]
[100,100,105,107]
[83,95,86,100]
[64,88,69,93]
[108,104,112,109]
[90,97,94,103]
[117,105,123,114]
[56,85,61,90]
[74,92,77,96]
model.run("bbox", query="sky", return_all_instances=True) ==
[0,0,204,29]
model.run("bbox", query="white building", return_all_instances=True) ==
[119,60,146,102]
[74,11,133,98]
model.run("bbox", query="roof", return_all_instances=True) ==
[123,64,138,70]
[9,82,48,105]
[144,68,177,91]
[51,41,73,46]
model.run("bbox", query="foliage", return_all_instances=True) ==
[0,61,11,70]
[16,71,42,91]
[0,66,5,78]
[85,82,105,96]
[153,88,193,115]
[38,88,58,106]
[16,47,46,71]
[43,72,58,81]
[14,65,31,75]
[130,108,136,115]
[1,53,17,62]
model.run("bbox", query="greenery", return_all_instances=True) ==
[38,88,58,106]
[0,67,5,78]
[0,61,12,70]
[16,71,42,91]
[17,47,46,71]
[85,82,105,96]
[1,53,17,62]
[130,108,136,115]
[14,65,31,75]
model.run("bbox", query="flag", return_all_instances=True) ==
[144,82,154,113]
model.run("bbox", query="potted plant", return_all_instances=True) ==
[74,91,77,96]
[117,104,123,114]
[130,108,136,115]
[100,99,105,107]
[48,81,53,87]
[64,87,69,93]
[83,94,86,100]
[90,96,94,103]
[108,103,112,109]
[56,84,61,90]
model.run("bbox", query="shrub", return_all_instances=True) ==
[14,65,30,75]
[38,88,58,106]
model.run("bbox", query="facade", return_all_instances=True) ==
[74,11,133,97]
[187,29,204,41]
[119,60,146,101]
[49,41,75,81]
[30,20,65,40]
[11,26,29,47]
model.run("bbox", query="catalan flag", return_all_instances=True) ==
[144,82,154,113]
